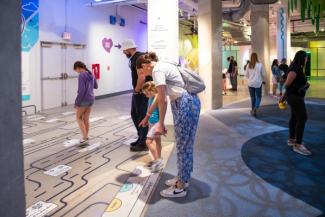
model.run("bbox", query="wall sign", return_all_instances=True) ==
[102,38,113,53]
[22,0,39,52]
[21,0,39,102]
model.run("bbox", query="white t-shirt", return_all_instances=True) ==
[152,62,186,100]
[245,62,265,88]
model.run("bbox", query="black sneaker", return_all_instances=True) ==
[130,145,148,152]
[130,139,139,147]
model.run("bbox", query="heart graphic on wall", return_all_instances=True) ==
[102,38,113,53]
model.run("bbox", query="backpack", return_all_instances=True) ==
[166,62,206,94]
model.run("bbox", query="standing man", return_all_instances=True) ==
[279,58,289,96]
[121,39,150,152]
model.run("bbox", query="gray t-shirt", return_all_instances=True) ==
[152,62,186,100]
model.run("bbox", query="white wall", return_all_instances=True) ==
[22,0,148,110]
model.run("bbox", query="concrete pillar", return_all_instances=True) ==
[198,0,223,110]
[0,1,25,217]
[277,0,290,60]
[251,4,271,93]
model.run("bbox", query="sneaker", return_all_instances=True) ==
[130,145,148,152]
[130,139,139,147]
[160,186,187,198]
[144,160,155,169]
[250,109,257,117]
[150,159,164,173]
[165,177,189,188]
[78,139,89,148]
[287,139,295,146]
[293,144,311,156]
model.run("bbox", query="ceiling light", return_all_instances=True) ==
[94,0,102,2]
[321,28,324,32]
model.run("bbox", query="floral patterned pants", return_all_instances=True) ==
[171,92,201,183]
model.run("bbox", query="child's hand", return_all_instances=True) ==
[139,117,148,127]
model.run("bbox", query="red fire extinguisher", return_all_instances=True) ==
[92,64,100,79]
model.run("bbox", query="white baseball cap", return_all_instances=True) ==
[121,39,137,51]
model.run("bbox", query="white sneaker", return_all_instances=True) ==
[287,139,295,146]
[165,177,189,188]
[144,160,155,169]
[150,159,164,173]
[80,138,89,144]
[160,186,187,198]
[293,144,311,156]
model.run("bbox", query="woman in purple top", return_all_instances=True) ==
[73,61,98,144]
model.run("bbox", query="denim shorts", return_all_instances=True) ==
[79,101,93,107]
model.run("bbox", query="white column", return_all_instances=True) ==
[251,4,271,93]
[198,0,222,110]
[148,0,179,62]
[147,0,179,127]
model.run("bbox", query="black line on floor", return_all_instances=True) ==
[84,156,91,160]
[56,153,65,158]
[83,167,91,172]
[35,191,47,199]
[53,182,64,188]
[69,174,79,179]
[41,159,50,165]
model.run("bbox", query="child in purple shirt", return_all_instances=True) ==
[73,61,98,145]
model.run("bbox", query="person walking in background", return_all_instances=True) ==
[271,59,283,98]
[227,56,238,91]
[279,58,289,96]
[73,61,98,145]
[139,81,164,173]
[227,57,234,90]
[231,56,238,91]
[136,52,201,198]
[245,53,266,117]
[280,50,311,156]
[121,39,151,152]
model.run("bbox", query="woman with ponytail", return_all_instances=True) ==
[137,52,201,198]
[73,61,98,145]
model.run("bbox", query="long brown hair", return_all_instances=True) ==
[136,52,159,69]
[249,53,259,69]
[73,61,91,74]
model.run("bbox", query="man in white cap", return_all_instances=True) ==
[121,39,151,152]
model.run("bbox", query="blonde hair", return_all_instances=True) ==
[249,52,259,69]
[142,81,157,93]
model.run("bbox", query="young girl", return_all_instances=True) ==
[73,61,98,145]
[140,81,164,172]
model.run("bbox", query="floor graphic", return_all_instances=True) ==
[23,105,169,217]
[44,165,72,177]
[26,201,57,217]
[103,167,160,217]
